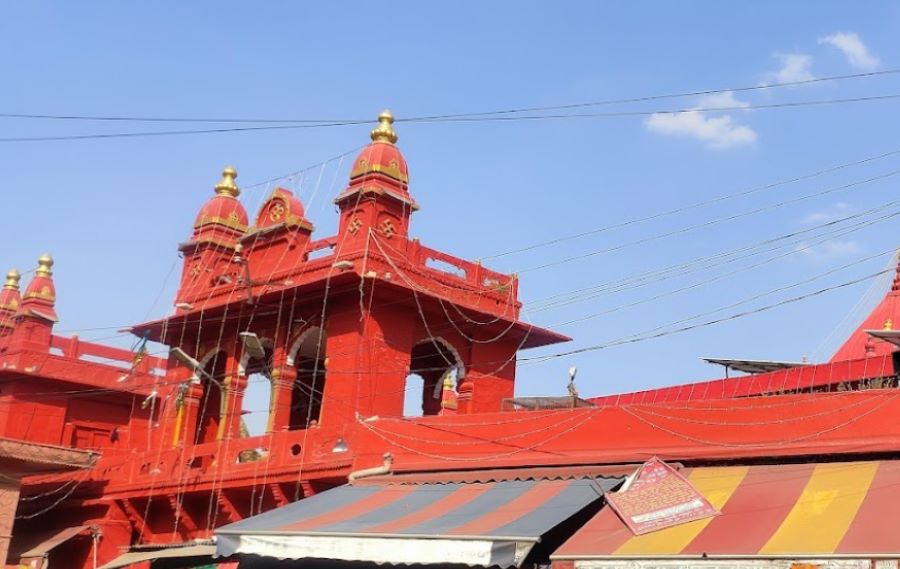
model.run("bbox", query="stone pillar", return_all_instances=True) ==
[218,373,246,441]
[321,303,414,426]
[268,366,297,432]
[457,377,474,414]
[464,342,516,413]
[173,382,201,447]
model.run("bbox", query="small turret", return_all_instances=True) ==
[176,167,250,306]
[335,110,417,251]
[7,254,59,352]
[0,269,21,332]
[19,254,58,322]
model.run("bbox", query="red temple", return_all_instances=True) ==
[5,111,900,569]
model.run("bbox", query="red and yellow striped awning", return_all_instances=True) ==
[553,460,900,561]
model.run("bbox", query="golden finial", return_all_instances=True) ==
[885,318,894,331]
[3,269,20,290]
[215,166,240,198]
[35,254,53,278]
[370,109,398,144]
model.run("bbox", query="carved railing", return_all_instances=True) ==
[108,428,349,487]
[50,335,167,376]
[407,241,518,298]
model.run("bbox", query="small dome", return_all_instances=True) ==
[349,110,409,185]
[255,188,312,230]
[195,194,249,231]
[194,167,249,232]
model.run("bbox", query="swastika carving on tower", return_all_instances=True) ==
[380,219,396,238]
[347,217,364,235]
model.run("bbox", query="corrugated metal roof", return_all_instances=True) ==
[217,476,624,567]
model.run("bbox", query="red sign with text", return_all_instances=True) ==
[606,457,718,535]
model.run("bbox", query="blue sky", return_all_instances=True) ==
[2,2,900,431]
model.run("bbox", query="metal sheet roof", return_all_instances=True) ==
[217,476,623,567]
[16,525,88,560]
[99,544,217,569]
[702,357,809,374]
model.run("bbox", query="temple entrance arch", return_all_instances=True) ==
[287,326,327,429]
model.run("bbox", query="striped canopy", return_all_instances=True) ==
[553,460,900,563]
[217,474,623,567]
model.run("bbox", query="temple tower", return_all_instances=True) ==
[9,255,58,352]
[136,111,567,447]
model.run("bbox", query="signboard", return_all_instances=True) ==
[606,457,718,535]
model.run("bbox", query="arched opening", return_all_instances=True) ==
[289,326,327,429]
[407,339,462,417]
[241,338,274,438]
[194,351,226,445]
[403,373,425,417]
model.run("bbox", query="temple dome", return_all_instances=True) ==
[349,110,409,185]
[194,166,249,233]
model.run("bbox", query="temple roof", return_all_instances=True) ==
[830,254,900,362]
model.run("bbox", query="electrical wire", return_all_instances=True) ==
[2,68,897,125]
[483,146,900,261]
[529,202,900,314]
[520,168,900,274]
[522,267,895,363]
[3,93,900,143]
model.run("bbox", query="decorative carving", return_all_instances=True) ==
[269,201,286,222]
[380,219,397,238]
[24,288,55,301]
[193,214,249,233]
[350,159,409,183]
[347,217,364,235]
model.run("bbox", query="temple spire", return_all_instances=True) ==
[370,110,398,144]
[215,166,240,198]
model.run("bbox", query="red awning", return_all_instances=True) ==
[553,460,900,565]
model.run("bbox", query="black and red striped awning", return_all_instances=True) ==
[217,473,623,567]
